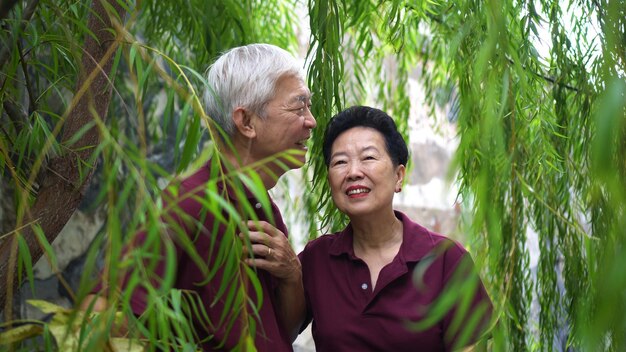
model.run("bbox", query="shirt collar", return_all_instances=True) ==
[328,210,437,263]
[206,157,265,202]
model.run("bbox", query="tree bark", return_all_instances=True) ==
[0,0,126,317]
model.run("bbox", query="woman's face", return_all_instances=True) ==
[327,127,405,219]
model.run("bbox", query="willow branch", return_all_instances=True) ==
[0,0,40,72]
[17,40,37,113]
[0,0,126,319]
[0,0,19,21]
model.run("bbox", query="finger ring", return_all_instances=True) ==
[267,247,272,257]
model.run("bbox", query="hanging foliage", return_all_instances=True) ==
[0,0,624,350]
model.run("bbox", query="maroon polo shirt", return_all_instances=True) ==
[95,159,293,351]
[299,211,492,352]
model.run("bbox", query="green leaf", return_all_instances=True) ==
[32,226,58,271]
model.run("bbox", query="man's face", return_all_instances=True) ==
[251,74,316,174]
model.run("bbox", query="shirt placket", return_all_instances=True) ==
[347,257,374,311]
[363,259,409,312]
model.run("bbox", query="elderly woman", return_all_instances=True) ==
[299,106,492,351]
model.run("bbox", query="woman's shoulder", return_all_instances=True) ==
[299,229,349,264]
[398,211,469,258]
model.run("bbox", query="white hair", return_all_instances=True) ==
[203,43,305,138]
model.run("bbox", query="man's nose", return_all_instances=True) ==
[305,109,317,128]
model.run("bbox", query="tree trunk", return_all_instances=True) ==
[0,0,126,317]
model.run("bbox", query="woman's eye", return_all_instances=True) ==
[332,160,346,166]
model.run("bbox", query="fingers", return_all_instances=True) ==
[244,230,271,246]
[241,243,274,258]
[238,220,300,281]
[245,220,283,238]
[239,220,286,251]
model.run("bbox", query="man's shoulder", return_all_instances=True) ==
[158,163,216,219]
[179,162,213,191]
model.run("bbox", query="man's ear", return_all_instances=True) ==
[232,107,257,139]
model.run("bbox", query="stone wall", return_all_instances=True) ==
[13,208,105,322]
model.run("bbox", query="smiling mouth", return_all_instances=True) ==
[296,139,309,149]
[346,188,370,196]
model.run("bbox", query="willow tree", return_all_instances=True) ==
[305,1,625,351]
[1,0,624,351]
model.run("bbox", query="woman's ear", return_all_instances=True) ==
[233,107,257,139]
[395,164,406,193]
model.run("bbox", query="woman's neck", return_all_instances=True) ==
[351,212,403,252]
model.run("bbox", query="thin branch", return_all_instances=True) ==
[0,123,15,150]
[533,71,581,92]
[1,99,28,167]
[590,0,605,31]
[0,0,19,21]
[2,99,29,128]
[0,0,40,71]
[17,39,37,113]
[505,56,582,93]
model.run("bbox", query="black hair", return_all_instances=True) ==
[322,106,409,167]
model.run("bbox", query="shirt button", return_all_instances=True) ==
[255,202,262,209]
[361,283,368,290]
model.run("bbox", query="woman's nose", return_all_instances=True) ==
[346,161,364,179]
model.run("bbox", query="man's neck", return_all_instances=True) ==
[220,149,283,190]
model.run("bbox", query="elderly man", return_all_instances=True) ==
[82,43,316,351]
